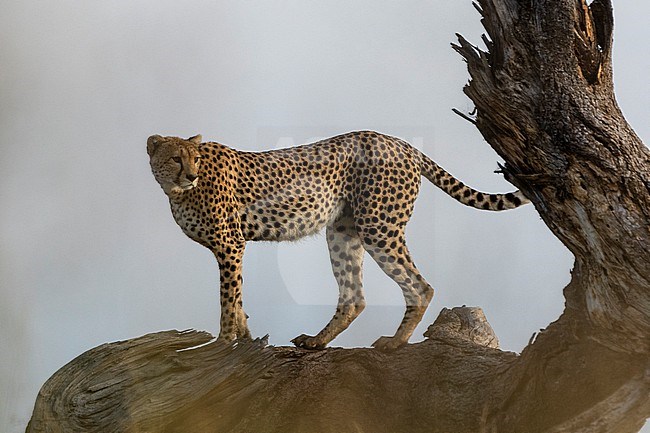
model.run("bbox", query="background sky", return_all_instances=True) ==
[1,1,648,431]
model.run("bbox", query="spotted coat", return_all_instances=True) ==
[147,131,528,350]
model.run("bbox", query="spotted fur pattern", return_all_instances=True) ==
[148,131,528,350]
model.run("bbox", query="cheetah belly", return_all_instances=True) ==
[239,194,345,242]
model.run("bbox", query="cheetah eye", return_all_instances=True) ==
[172,156,182,164]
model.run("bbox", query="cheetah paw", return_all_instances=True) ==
[215,333,237,346]
[372,336,407,351]
[237,328,252,340]
[291,334,327,350]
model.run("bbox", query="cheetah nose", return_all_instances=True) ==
[187,174,198,182]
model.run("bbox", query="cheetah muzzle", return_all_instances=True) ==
[147,131,529,351]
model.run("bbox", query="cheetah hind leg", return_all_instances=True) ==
[361,229,434,351]
[291,216,366,349]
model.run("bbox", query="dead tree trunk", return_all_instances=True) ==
[26,0,649,432]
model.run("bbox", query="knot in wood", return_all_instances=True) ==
[424,306,500,349]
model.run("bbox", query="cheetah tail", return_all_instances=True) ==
[417,150,530,211]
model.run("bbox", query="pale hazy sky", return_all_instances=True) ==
[1,1,648,431]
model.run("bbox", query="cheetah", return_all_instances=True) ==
[147,131,528,350]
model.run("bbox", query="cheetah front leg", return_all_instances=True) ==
[292,215,365,349]
[213,230,251,343]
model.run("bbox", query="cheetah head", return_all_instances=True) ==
[147,134,202,196]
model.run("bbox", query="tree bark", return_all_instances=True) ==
[26,0,649,432]
[25,309,522,433]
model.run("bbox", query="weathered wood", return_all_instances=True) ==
[446,0,650,432]
[26,0,650,431]
[27,308,518,433]
[447,0,650,430]
[452,0,650,357]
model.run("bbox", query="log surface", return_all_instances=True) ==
[28,308,524,433]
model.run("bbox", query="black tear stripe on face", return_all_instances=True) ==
[176,161,184,183]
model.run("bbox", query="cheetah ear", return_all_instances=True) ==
[147,135,165,156]
[188,134,202,145]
